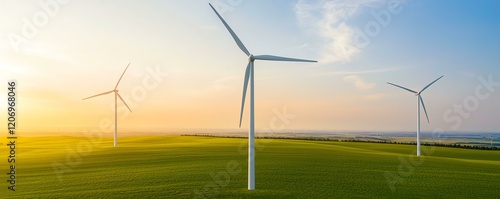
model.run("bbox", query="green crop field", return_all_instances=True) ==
[3,136,499,198]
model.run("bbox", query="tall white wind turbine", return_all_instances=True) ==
[83,63,132,147]
[387,75,443,156]
[209,3,317,190]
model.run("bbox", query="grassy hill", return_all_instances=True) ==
[3,136,499,198]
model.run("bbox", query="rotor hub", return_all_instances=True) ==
[248,54,255,62]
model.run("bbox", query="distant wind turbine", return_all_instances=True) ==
[83,63,132,147]
[209,3,317,190]
[387,75,443,156]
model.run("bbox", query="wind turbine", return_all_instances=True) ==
[209,3,317,190]
[387,75,443,156]
[83,63,132,147]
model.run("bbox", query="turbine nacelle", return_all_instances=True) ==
[388,75,443,123]
[248,54,255,62]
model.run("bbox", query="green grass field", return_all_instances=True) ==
[3,136,499,198]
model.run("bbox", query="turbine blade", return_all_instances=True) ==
[117,93,132,112]
[419,95,430,123]
[254,55,317,63]
[239,62,251,127]
[420,75,444,93]
[209,3,251,56]
[115,63,131,89]
[82,91,113,100]
[387,82,417,93]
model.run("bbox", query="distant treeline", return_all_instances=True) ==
[181,134,500,151]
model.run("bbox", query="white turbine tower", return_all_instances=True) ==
[83,63,132,147]
[209,3,317,190]
[387,75,443,156]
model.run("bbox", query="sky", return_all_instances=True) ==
[1,0,499,135]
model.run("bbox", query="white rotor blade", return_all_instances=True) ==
[420,75,444,93]
[253,55,317,63]
[117,93,132,112]
[82,90,113,100]
[239,62,251,128]
[115,63,131,90]
[387,82,417,94]
[209,3,250,56]
[419,95,430,123]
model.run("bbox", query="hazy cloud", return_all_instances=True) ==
[344,75,374,90]
[211,75,239,91]
[364,93,385,100]
[23,47,82,66]
[294,0,384,63]
[312,67,404,77]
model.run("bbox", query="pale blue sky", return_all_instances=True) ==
[1,0,499,133]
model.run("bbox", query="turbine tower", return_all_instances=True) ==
[387,75,443,156]
[209,3,317,190]
[83,63,132,147]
